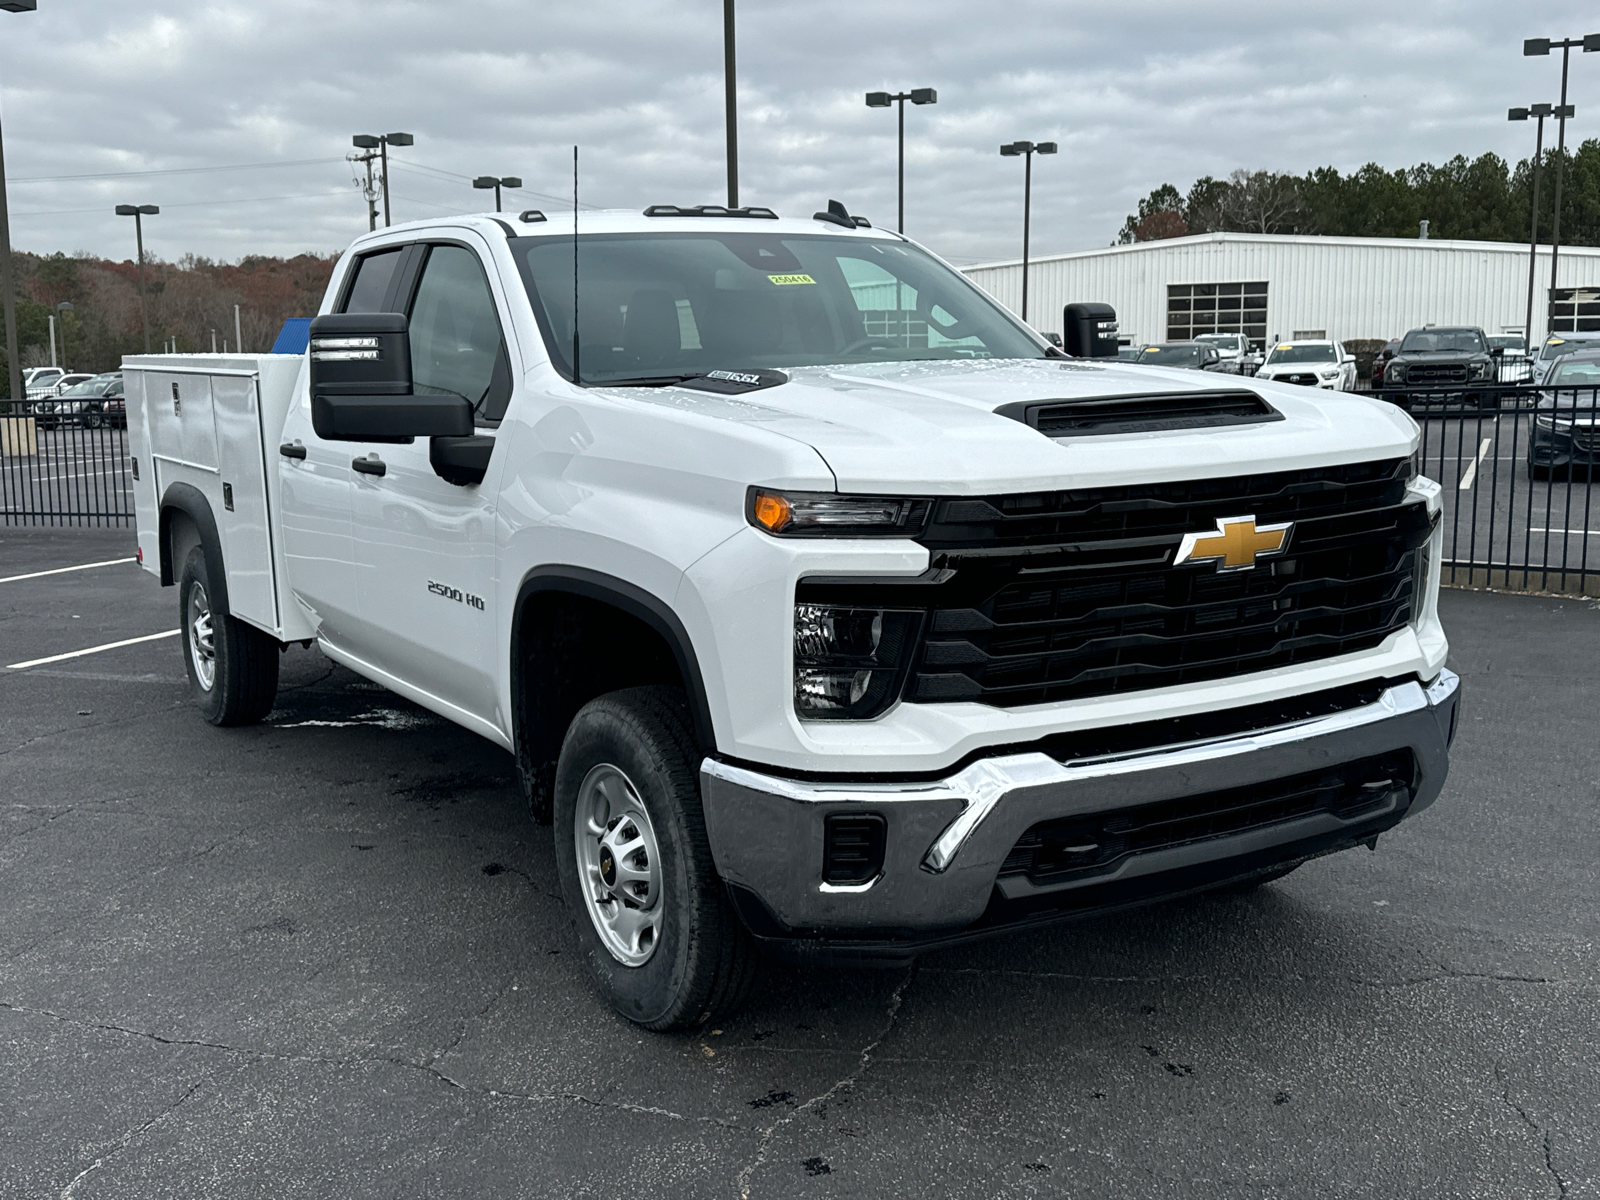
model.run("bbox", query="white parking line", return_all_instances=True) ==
[7,629,179,670]
[1457,438,1494,490]
[1529,527,1600,537]
[0,557,137,585]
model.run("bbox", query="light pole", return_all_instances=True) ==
[114,204,158,353]
[865,87,936,233]
[55,299,70,370]
[473,175,522,213]
[724,0,738,207]
[0,0,37,407]
[1524,33,1599,330]
[1508,103,1561,343]
[353,132,414,227]
[1000,140,1056,324]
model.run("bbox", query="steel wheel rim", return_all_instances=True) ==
[187,581,216,691]
[574,763,664,967]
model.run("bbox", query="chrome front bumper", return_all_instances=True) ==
[701,672,1461,938]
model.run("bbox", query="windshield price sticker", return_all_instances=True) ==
[767,274,816,286]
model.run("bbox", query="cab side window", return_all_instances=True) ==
[408,245,512,423]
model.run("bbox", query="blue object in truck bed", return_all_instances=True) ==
[269,318,312,355]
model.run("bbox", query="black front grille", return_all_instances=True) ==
[998,750,1415,888]
[996,391,1282,438]
[1406,363,1469,385]
[1280,372,1319,386]
[797,459,1429,709]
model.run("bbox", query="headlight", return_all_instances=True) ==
[749,488,929,537]
[1319,369,1340,380]
[793,604,921,720]
[1469,362,1490,381]
[1534,412,1570,430]
[1387,365,1405,384]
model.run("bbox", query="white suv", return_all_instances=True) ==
[1254,340,1357,391]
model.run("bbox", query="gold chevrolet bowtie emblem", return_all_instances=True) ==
[1174,515,1293,571]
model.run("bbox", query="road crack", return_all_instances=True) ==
[735,965,916,1200]
[1495,1060,1569,1198]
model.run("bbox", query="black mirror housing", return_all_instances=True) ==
[1063,302,1120,358]
[308,312,473,441]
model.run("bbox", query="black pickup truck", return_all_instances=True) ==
[1378,326,1500,411]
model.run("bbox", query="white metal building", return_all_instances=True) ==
[959,232,1600,348]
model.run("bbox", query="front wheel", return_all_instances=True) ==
[554,686,759,1030]
[179,546,279,725]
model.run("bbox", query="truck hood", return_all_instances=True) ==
[595,358,1418,494]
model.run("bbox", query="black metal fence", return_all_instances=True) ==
[1,398,133,527]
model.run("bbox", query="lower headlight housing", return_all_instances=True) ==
[794,604,922,720]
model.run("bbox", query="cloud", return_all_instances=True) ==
[1,0,1595,264]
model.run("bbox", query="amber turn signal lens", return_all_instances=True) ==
[752,492,792,532]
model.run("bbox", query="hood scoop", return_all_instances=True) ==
[995,390,1283,438]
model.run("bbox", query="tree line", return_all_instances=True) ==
[1,249,336,392]
[1118,139,1600,246]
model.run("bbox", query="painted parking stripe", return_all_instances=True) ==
[1456,438,1493,490]
[8,629,179,670]
[0,557,136,585]
[1529,528,1600,537]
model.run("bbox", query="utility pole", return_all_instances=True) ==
[0,0,33,406]
[353,132,414,228]
[724,0,738,208]
[1509,104,1553,342]
[234,303,242,354]
[350,142,380,231]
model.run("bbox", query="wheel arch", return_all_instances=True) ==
[159,482,230,615]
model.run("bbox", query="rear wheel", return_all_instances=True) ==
[179,546,279,726]
[554,686,759,1030]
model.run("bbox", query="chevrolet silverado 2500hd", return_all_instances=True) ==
[126,205,1460,1030]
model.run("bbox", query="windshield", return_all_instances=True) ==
[1486,335,1526,353]
[1400,329,1485,354]
[1549,360,1600,386]
[513,231,1045,383]
[1196,334,1243,352]
[1116,346,1139,360]
[60,375,113,397]
[1540,335,1600,361]
[1135,345,1205,366]
[1264,343,1335,364]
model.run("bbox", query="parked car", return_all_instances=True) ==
[1528,351,1600,479]
[1380,326,1499,411]
[1133,341,1226,370]
[1372,339,1401,389]
[1486,334,1534,385]
[22,366,65,400]
[37,372,124,429]
[1534,331,1600,374]
[1195,332,1258,375]
[1254,340,1358,391]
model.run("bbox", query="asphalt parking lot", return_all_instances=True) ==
[3,526,1597,1199]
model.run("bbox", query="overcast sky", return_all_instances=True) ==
[2,0,1597,267]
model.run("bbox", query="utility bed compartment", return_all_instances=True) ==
[125,353,313,642]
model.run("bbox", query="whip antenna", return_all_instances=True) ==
[571,146,581,387]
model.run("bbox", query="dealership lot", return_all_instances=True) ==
[2,527,1597,1199]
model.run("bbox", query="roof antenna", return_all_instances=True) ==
[571,145,582,387]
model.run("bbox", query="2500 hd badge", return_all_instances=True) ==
[427,580,485,611]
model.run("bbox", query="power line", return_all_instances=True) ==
[388,156,603,209]
[12,190,356,219]
[10,157,348,184]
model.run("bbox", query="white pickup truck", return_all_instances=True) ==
[126,203,1460,1030]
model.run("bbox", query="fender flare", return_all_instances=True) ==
[159,481,230,615]
[511,565,717,755]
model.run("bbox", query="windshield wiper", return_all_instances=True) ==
[594,373,705,388]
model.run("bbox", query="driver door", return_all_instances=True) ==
[341,237,513,730]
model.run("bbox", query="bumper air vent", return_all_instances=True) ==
[995,390,1282,438]
[822,813,886,885]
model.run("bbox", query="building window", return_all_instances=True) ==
[1167,281,1267,349]
[1549,287,1600,333]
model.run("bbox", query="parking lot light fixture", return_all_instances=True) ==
[1523,32,1598,324]
[999,140,1056,324]
[115,204,159,353]
[355,132,414,227]
[473,175,522,213]
[863,86,937,232]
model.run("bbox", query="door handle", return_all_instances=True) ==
[352,455,386,477]
[279,442,307,460]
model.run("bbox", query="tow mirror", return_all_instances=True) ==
[308,312,472,442]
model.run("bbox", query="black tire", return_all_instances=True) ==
[1527,456,1551,481]
[178,545,279,726]
[553,686,759,1031]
